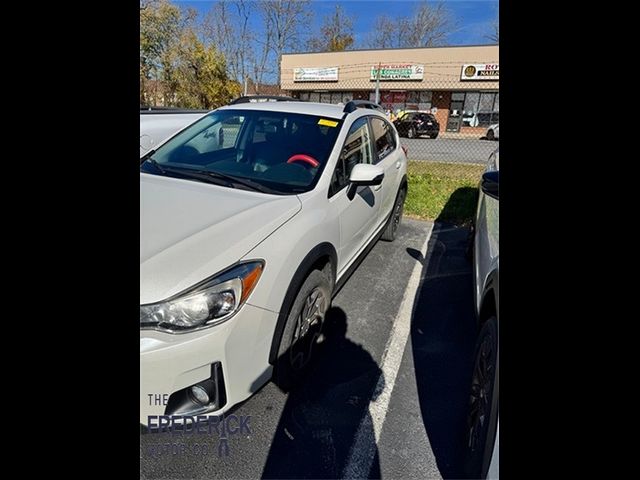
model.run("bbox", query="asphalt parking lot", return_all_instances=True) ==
[140,218,478,479]
[400,137,498,164]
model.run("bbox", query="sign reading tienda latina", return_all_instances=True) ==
[370,64,424,81]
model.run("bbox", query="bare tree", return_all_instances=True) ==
[365,15,400,49]
[398,1,456,48]
[307,5,354,52]
[259,0,313,81]
[364,2,455,50]
[202,0,253,84]
[486,16,499,43]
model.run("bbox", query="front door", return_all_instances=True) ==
[446,92,466,132]
[328,116,380,273]
[446,100,464,132]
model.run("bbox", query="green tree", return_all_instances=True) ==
[307,5,355,52]
[140,0,182,106]
[164,29,241,109]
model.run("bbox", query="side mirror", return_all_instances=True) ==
[347,164,384,200]
[481,170,499,200]
[349,163,384,186]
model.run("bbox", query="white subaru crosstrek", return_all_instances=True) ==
[140,100,407,425]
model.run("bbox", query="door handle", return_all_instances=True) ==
[395,161,401,169]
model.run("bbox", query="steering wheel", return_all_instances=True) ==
[287,154,319,168]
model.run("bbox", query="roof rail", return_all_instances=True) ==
[230,95,299,105]
[140,107,209,114]
[343,100,385,114]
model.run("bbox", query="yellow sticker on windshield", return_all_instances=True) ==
[318,119,339,127]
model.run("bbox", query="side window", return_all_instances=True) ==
[329,117,372,197]
[370,117,396,163]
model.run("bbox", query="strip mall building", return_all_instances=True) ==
[280,44,498,135]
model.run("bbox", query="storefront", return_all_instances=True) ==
[280,45,499,135]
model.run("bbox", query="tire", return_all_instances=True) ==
[407,127,416,139]
[463,316,498,478]
[381,187,406,242]
[273,268,332,390]
[430,132,439,139]
[486,129,495,141]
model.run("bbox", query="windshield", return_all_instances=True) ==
[140,109,343,194]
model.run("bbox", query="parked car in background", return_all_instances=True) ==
[140,108,208,156]
[393,111,440,139]
[139,99,408,426]
[486,123,499,141]
[464,147,499,478]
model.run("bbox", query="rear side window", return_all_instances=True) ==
[369,117,396,163]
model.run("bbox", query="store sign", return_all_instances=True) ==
[370,64,424,81]
[461,64,499,80]
[293,67,339,82]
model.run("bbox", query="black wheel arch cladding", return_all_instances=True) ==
[268,242,337,364]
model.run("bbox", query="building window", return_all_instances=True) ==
[299,92,310,101]
[309,92,320,102]
[370,90,432,115]
[460,91,499,127]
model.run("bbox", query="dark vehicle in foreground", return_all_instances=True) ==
[393,112,440,139]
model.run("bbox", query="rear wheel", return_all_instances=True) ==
[463,315,498,478]
[430,132,439,139]
[274,268,332,389]
[486,129,495,140]
[407,127,416,139]
[381,187,406,242]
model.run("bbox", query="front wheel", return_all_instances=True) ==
[486,129,495,141]
[430,132,439,139]
[273,268,332,390]
[381,187,406,242]
[407,127,416,139]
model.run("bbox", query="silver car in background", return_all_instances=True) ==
[464,147,499,478]
[140,108,208,156]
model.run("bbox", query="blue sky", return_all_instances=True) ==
[174,0,499,47]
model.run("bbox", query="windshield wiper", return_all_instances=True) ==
[205,170,279,194]
[143,163,280,194]
[159,166,235,187]
[141,156,166,174]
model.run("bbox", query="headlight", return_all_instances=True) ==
[140,261,264,332]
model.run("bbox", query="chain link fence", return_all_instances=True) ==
[280,61,499,167]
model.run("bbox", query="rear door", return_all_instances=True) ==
[368,116,403,224]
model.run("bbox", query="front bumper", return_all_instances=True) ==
[140,303,278,425]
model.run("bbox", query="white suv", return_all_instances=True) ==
[140,100,407,425]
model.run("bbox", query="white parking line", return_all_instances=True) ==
[343,222,435,479]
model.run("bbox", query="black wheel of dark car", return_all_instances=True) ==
[486,129,495,141]
[381,187,406,242]
[463,315,498,478]
[274,268,332,389]
[430,132,439,139]
[407,127,416,139]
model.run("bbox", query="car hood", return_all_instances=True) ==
[140,173,301,304]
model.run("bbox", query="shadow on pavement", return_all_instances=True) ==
[262,306,383,479]
[410,217,478,478]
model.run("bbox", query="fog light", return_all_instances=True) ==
[189,385,210,405]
